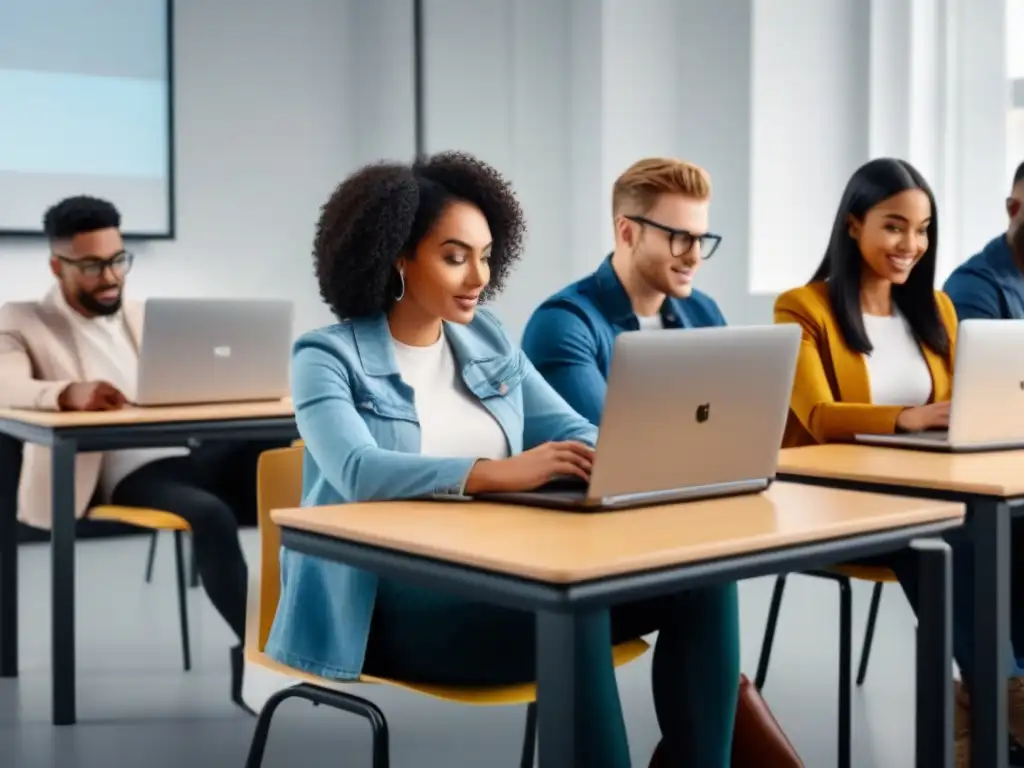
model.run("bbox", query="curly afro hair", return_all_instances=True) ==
[313,151,525,319]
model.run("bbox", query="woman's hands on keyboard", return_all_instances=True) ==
[895,401,950,433]
[464,441,594,494]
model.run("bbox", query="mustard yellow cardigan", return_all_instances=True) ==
[775,281,958,448]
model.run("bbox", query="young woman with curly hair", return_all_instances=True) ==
[264,152,741,767]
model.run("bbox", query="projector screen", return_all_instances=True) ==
[0,0,174,237]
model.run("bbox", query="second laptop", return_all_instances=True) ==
[477,324,800,512]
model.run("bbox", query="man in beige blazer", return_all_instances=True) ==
[0,195,268,714]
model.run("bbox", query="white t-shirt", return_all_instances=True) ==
[861,311,933,407]
[636,314,664,330]
[53,291,188,500]
[392,332,510,461]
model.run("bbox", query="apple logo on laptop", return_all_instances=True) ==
[695,403,711,423]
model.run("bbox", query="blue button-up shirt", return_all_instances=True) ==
[521,256,727,425]
[943,234,1024,320]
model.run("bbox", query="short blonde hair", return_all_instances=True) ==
[611,157,712,218]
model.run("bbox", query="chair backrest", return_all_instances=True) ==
[253,443,304,652]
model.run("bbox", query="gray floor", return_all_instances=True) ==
[1,533,924,767]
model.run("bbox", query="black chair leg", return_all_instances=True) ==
[244,683,389,768]
[760,570,855,766]
[520,702,537,768]
[144,531,158,583]
[189,536,199,588]
[837,575,852,768]
[803,571,853,768]
[856,582,884,686]
[172,531,191,672]
[755,575,788,690]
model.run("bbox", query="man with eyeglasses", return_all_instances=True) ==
[521,157,803,767]
[522,157,725,425]
[0,195,272,715]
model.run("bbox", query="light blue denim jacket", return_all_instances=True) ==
[265,308,598,679]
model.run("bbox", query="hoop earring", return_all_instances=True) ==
[394,269,405,302]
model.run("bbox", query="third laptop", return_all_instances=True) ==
[855,319,1024,452]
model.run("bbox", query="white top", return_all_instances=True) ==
[392,332,509,461]
[53,291,188,500]
[861,311,933,407]
[636,314,664,330]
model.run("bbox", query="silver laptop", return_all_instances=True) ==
[478,324,801,511]
[135,298,293,406]
[856,319,1024,452]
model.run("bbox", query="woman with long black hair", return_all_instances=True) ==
[775,157,1024,765]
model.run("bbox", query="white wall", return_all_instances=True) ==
[601,0,764,323]
[1,0,1014,337]
[1011,0,1024,78]
[749,0,870,296]
[419,0,766,328]
[748,0,1010,295]
[953,0,1011,256]
[418,0,1009,327]
[349,0,417,164]
[420,0,576,334]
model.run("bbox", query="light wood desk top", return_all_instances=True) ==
[779,444,1024,498]
[273,482,964,583]
[0,398,293,429]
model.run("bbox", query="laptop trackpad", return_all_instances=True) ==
[477,476,589,506]
[911,429,950,441]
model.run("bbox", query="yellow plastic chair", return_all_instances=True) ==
[88,505,194,670]
[244,445,651,768]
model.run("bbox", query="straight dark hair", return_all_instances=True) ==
[811,158,949,357]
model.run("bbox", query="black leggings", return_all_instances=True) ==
[185,440,281,528]
[109,452,255,641]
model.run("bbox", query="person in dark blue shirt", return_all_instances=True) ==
[521,157,727,426]
[944,161,1024,319]
[522,157,803,767]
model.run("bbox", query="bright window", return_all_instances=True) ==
[1010,110,1024,173]
[1009,1,1024,176]
[1009,0,1024,79]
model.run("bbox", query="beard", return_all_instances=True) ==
[77,287,122,316]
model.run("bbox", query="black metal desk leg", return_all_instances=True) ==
[971,499,1010,768]
[0,435,18,678]
[912,538,952,768]
[51,436,77,726]
[536,609,593,768]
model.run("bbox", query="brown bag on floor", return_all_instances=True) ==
[647,675,804,767]
[731,674,804,767]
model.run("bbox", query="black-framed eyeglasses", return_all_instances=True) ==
[55,251,134,279]
[625,215,722,260]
